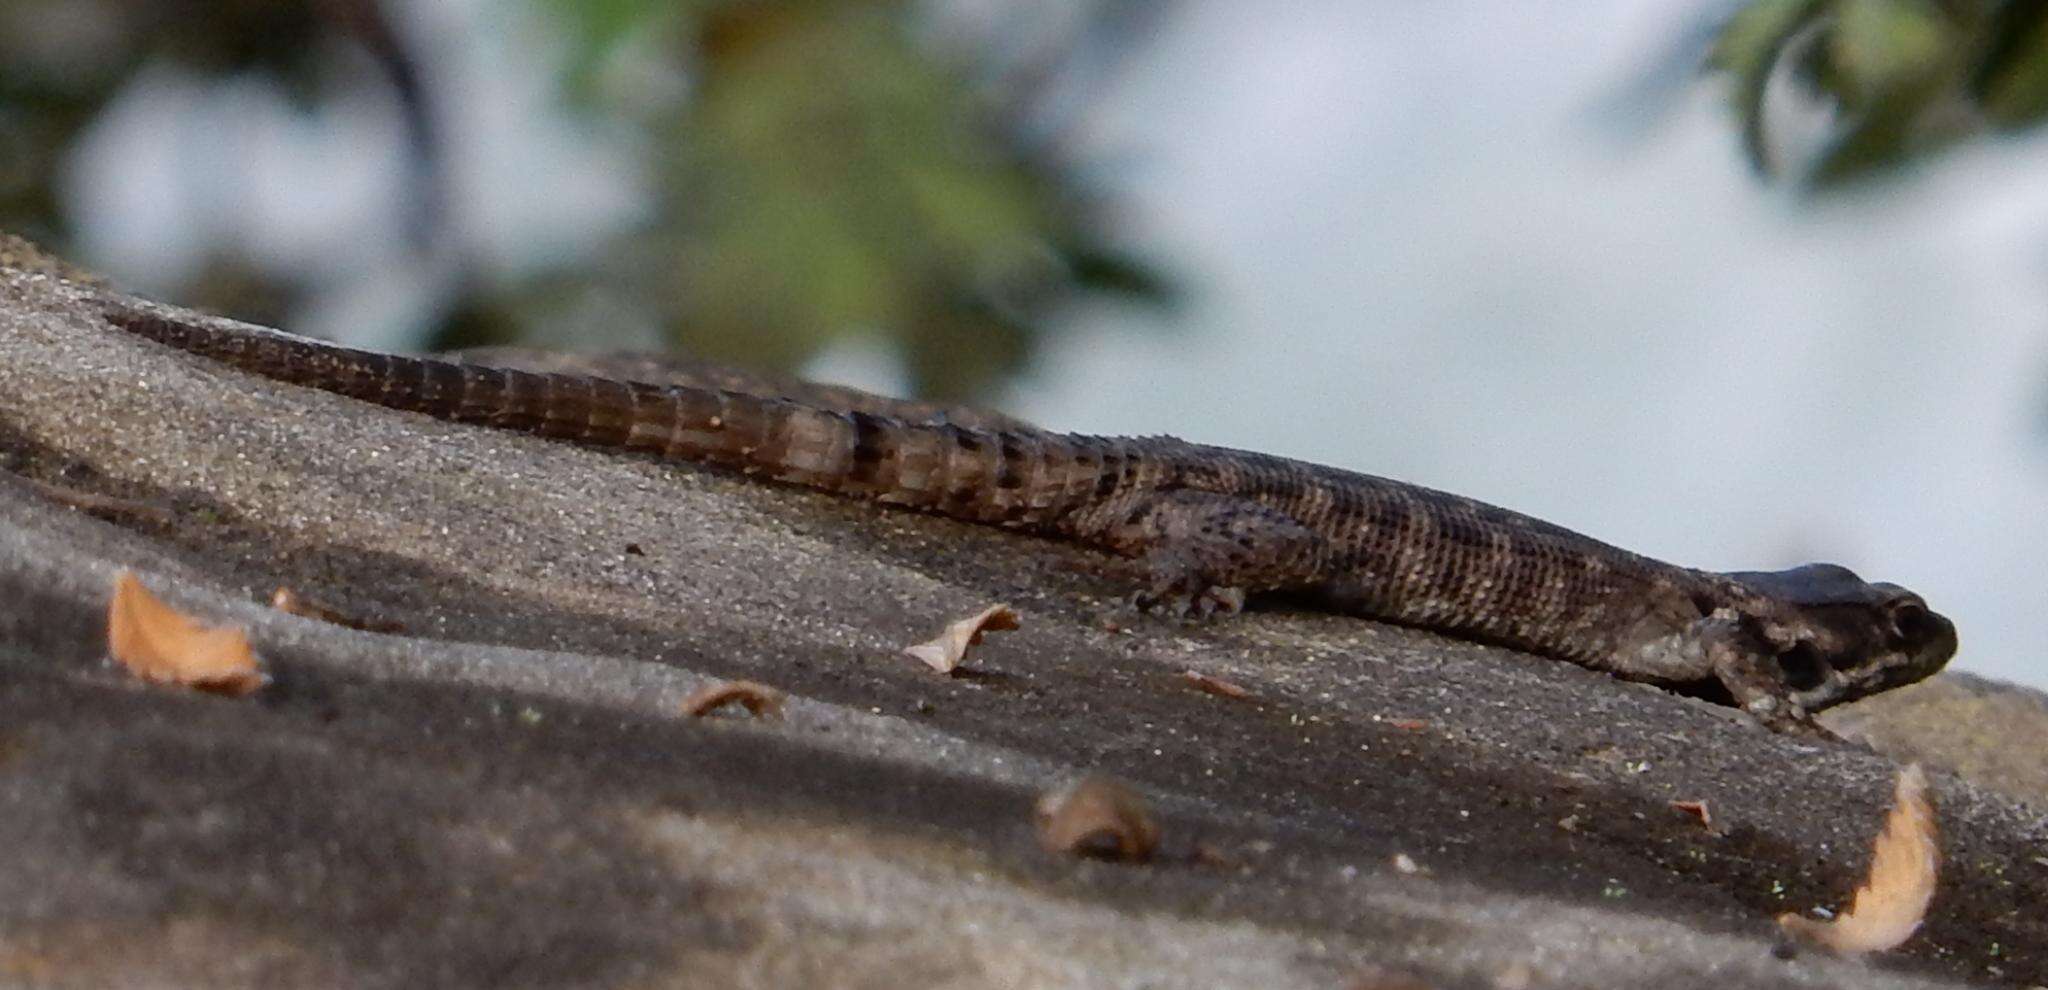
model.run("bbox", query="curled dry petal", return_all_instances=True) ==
[1035,775,1158,862]
[903,603,1019,674]
[1777,764,1939,954]
[680,680,785,719]
[107,570,267,696]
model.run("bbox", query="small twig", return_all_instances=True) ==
[26,478,172,525]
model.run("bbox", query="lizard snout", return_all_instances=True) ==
[1781,594,1956,710]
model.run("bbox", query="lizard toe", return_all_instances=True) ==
[1194,586,1247,617]
[1131,581,1246,621]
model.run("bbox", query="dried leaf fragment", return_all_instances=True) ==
[1670,799,1713,830]
[903,603,1018,673]
[1035,775,1158,862]
[1182,669,1252,700]
[107,571,266,695]
[1777,764,1939,954]
[680,680,785,719]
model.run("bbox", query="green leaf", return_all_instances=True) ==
[1807,72,1948,186]
[1974,0,2048,127]
[533,0,690,102]
[1064,248,1176,305]
[1830,0,1955,109]
[1790,24,1849,99]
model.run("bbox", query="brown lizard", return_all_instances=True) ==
[96,302,1956,732]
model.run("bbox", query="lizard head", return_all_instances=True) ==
[1723,563,1956,710]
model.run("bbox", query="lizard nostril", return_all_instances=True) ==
[1777,642,1828,691]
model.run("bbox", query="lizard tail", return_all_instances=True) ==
[102,308,1157,529]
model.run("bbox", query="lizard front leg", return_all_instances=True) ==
[1098,490,1324,617]
[1693,612,1834,737]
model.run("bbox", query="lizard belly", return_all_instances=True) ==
[1308,569,1714,686]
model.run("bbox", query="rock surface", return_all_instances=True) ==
[1,267,2043,989]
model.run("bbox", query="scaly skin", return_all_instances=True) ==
[99,303,1957,731]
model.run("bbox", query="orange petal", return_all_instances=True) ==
[108,571,267,696]
[1778,764,1939,954]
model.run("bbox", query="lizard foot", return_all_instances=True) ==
[1109,490,1319,621]
[1692,611,1844,738]
[1131,582,1247,620]
[1740,696,1839,740]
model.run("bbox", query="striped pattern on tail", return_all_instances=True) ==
[103,309,1163,533]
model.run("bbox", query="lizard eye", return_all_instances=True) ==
[1889,601,1934,642]
[1776,641,1828,691]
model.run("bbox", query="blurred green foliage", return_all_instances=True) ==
[549,0,1170,398]
[0,0,1170,400]
[1706,0,2048,187]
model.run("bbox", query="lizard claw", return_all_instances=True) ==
[1131,582,1247,620]
[1195,585,1247,617]
[1742,696,1838,740]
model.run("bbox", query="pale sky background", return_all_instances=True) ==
[61,1,2048,687]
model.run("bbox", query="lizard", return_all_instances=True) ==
[94,301,1957,733]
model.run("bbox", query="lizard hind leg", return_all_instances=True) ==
[1105,490,1325,618]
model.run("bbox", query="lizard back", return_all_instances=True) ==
[104,307,1713,667]
[1161,448,1710,665]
